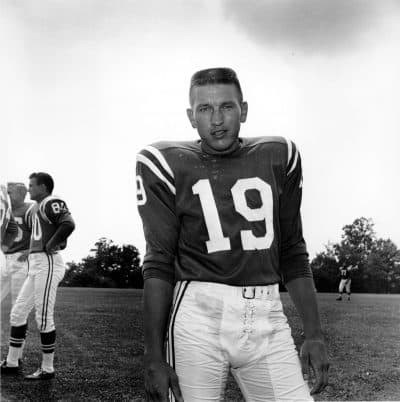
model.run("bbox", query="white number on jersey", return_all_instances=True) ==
[192,180,231,253]
[193,177,274,253]
[14,217,24,242]
[32,215,42,241]
[136,175,147,206]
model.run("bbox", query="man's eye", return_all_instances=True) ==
[223,104,233,110]
[199,106,210,112]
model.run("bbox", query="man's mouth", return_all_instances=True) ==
[211,129,227,138]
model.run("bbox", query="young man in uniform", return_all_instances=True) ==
[0,184,18,250]
[336,264,357,301]
[1,172,75,380]
[1,183,34,363]
[136,68,329,401]
[1,183,34,306]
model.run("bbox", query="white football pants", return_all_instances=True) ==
[167,281,313,402]
[10,252,65,333]
[338,279,351,294]
[1,252,29,306]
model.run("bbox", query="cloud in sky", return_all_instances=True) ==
[223,0,400,52]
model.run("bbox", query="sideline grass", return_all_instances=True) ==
[1,288,399,401]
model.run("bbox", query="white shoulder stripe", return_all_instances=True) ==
[137,154,176,195]
[144,146,174,179]
[287,148,299,175]
[284,137,292,167]
[24,204,35,225]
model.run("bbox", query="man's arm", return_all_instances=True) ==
[143,278,183,402]
[279,142,329,394]
[45,220,75,253]
[1,218,18,252]
[136,147,183,401]
[286,277,329,394]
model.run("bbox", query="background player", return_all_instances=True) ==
[0,184,18,251]
[336,264,357,301]
[1,183,34,362]
[1,183,34,305]
[1,172,75,380]
[137,68,329,401]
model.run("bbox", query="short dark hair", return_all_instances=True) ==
[189,67,243,103]
[29,172,54,194]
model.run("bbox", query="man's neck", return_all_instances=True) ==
[36,193,50,203]
[201,138,241,156]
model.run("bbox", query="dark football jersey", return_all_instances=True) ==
[136,136,312,286]
[339,268,350,279]
[5,202,34,254]
[30,195,72,253]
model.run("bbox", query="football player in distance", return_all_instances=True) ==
[1,172,75,381]
[336,264,358,301]
[136,67,329,401]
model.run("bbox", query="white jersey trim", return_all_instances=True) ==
[284,137,293,167]
[137,154,176,195]
[287,148,299,176]
[144,146,175,179]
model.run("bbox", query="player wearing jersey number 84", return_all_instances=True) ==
[136,67,329,402]
[1,172,75,381]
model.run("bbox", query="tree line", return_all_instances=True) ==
[61,217,400,293]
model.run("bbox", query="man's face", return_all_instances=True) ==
[187,84,248,152]
[7,184,25,206]
[28,178,46,201]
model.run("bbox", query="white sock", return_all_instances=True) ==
[6,346,21,366]
[18,340,25,359]
[41,353,54,372]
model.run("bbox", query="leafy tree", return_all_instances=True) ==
[61,238,143,288]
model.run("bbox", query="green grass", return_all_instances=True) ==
[1,289,400,401]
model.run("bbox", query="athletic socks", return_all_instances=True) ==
[41,330,56,372]
[7,324,27,366]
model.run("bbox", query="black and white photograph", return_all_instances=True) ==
[1,1,400,401]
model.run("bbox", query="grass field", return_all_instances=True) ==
[1,288,400,401]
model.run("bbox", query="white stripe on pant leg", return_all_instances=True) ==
[34,253,65,333]
[167,281,189,402]
[40,254,53,331]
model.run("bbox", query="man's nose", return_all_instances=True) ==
[211,109,223,125]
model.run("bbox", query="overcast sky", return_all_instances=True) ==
[1,0,400,264]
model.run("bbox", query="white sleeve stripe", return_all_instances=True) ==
[24,204,34,223]
[284,137,292,167]
[287,149,299,175]
[137,154,176,195]
[144,146,175,179]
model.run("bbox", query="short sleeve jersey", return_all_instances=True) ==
[30,195,72,253]
[0,185,13,243]
[136,136,312,286]
[5,202,34,254]
[339,268,350,280]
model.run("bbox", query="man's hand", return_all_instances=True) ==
[17,250,29,262]
[144,356,183,402]
[45,242,59,254]
[300,338,329,394]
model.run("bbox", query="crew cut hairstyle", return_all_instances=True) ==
[29,172,54,194]
[189,67,243,102]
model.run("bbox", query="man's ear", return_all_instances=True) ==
[186,109,197,128]
[240,101,248,123]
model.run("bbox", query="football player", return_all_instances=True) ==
[136,68,329,401]
[0,184,18,250]
[1,183,34,304]
[1,183,34,362]
[1,172,75,380]
[336,264,357,301]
